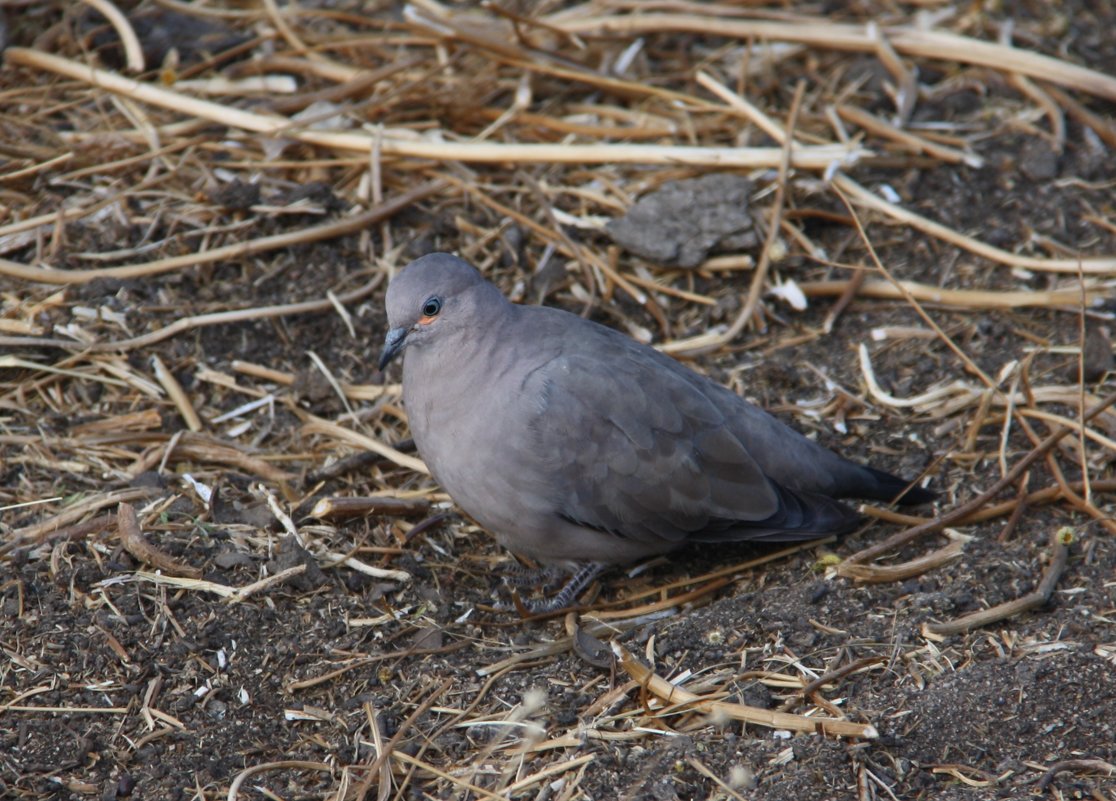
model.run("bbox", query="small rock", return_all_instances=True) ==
[409,625,444,650]
[208,179,260,211]
[292,367,334,405]
[1077,324,1113,382]
[213,549,254,570]
[607,173,758,268]
[267,535,327,591]
[1019,139,1059,181]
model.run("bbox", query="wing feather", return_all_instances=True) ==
[527,343,783,544]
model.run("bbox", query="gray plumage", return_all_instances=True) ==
[379,253,931,567]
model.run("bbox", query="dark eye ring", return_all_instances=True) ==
[421,297,442,318]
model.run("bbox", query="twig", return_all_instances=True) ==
[116,502,201,578]
[389,752,507,801]
[132,566,308,602]
[686,757,749,801]
[1043,84,1116,149]
[353,680,452,801]
[5,488,157,554]
[1007,74,1065,151]
[0,180,446,286]
[832,175,1116,274]
[844,389,1116,565]
[996,474,1031,542]
[924,528,1072,636]
[837,530,968,583]
[227,761,332,801]
[0,704,128,715]
[613,643,877,739]
[555,14,1116,102]
[80,0,144,72]
[661,79,805,356]
[836,104,980,166]
[4,48,866,169]
[822,268,866,333]
[803,277,1112,310]
[798,657,886,702]
[151,354,202,432]
[307,496,431,520]
[0,512,115,559]
[103,278,386,354]
[868,22,918,125]
[301,414,429,475]
[1036,758,1116,791]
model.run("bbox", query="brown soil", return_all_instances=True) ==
[2,3,1115,801]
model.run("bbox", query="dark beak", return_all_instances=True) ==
[378,327,407,371]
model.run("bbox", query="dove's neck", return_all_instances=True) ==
[402,295,522,442]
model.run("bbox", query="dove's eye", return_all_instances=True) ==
[421,297,442,319]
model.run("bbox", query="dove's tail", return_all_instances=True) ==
[692,481,864,543]
[847,465,936,506]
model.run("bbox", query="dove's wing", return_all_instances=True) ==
[524,332,862,546]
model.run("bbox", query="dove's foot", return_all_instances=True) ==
[498,561,608,615]
[500,563,569,589]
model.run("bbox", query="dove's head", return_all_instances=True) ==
[379,253,505,370]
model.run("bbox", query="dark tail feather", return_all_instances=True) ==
[695,482,864,543]
[856,466,936,506]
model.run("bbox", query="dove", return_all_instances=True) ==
[379,253,932,611]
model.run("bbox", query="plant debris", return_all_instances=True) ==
[1,3,1114,800]
[606,173,759,268]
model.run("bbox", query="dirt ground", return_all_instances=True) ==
[2,3,1115,801]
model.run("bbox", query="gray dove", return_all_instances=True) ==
[379,253,932,610]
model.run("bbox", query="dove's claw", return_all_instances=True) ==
[496,562,608,615]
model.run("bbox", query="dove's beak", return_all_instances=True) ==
[378,327,407,371]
